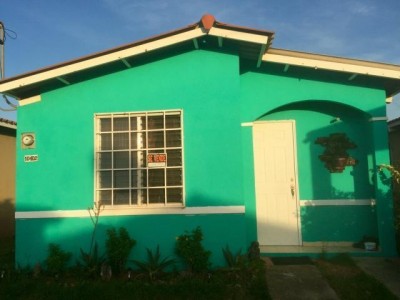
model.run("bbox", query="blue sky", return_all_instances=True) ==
[1,0,400,121]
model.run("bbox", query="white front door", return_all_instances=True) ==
[253,121,301,246]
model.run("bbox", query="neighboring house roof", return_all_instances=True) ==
[388,117,400,132]
[0,14,400,100]
[0,118,17,130]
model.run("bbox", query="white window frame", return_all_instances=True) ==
[94,109,185,208]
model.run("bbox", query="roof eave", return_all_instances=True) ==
[0,118,17,129]
[263,48,400,84]
[0,15,274,100]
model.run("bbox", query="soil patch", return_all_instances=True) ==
[270,256,314,265]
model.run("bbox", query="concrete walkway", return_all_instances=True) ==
[354,257,400,298]
[264,257,400,300]
[264,258,339,300]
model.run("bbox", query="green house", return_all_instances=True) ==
[1,15,400,267]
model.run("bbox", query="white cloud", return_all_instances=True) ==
[348,0,375,16]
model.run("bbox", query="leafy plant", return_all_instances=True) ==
[176,226,211,273]
[222,245,245,269]
[44,243,71,276]
[78,201,105,278]
[379,164,400,183]
[105,227,136,275]
[378,164,400,234]
[87,201,104,257]
[132,245,175,281]
[78,242,105,278]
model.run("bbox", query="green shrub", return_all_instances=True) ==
[176,226,211,273]
[222,245,246,269]
[78,242,104,278]
[44,243,71,276]
[132,245,175,281]
[105,227,136,275]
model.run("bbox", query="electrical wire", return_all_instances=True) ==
[4,95,17,108]
[0,21,17,45]
[0,21,18,111]
[0,95,18,111]
[0,94,18,111]
[4,27,17,41]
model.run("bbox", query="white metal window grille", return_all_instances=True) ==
[95,110,184,207]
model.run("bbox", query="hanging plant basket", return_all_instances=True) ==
[316,133,358,173]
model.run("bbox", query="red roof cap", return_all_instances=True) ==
[201,14,215,30]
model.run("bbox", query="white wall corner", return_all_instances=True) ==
[19,95,41,106]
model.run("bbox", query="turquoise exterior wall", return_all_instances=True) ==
[17,50,243,211]
[239,63,393,252]
[16,214,246,268]
[15,48,397,267]
[16,50,247,266]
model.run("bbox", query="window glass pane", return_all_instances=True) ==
[114,190,130,205]
[130,189,148,205]
[130,190,138,205]
[131,170,147,188]
[100,118,111,132]
[114,132,129,149]
[148,169,165,187]
[114,170,129,188]
[148,115,164,129]
[167,168,182,186]
[166,149,182,166]
[165,114,180,129]
[114,151,129,168]
[98,152,112,169]
[98,171,112,188]
[167,188,183,203]
[96,111,183,207]
[131,116,146,131]
[100,133,112,150]
[98,190,111,205]
[148,131,164,148]
[113,117,129,131]
[130,132,146,150]
[149,149,164,154]
[138,189,147,205]
[166,130,181,147]
[148,188,165,204]
[131,151,146,168]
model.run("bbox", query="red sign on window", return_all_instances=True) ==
[147,153,167,167]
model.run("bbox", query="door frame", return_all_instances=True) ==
[253,120,302,246]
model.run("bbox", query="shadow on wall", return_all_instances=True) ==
[15,202,247,268]
[0,198,15,239]
[256,100,381,245]
[377,168,400,254]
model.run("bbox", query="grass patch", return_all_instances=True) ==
[315,254,397,300]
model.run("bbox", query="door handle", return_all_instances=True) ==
[290,185,295,197]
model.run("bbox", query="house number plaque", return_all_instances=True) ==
[24,154,39,163]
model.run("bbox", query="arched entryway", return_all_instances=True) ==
[253,100,383,251]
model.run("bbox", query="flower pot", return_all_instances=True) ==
[364,242,377,251]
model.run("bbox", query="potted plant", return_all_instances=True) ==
[315,133,357,173]
[353,235,379,251]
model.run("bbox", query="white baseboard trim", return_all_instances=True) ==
[302,241,354,247]
[15,205,245,219]
[300,199,375,207]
